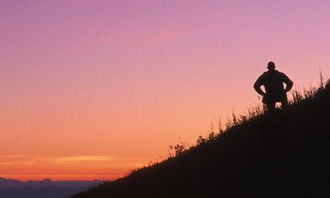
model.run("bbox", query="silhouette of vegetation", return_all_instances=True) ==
[73,77,330,198]
[169,141,189,157]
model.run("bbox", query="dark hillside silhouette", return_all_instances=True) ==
[74,79,330,198]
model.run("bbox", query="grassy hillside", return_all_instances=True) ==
[74,80,330,198]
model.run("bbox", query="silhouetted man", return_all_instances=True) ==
[254,61,293,112]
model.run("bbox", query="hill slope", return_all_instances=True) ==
[74,82,330,198]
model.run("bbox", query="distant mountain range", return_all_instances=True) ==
[0,177,101,198]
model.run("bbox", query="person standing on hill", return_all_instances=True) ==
[254,61,293,112]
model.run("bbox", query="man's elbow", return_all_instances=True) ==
[286,80,293,91]
[253,83,259,91]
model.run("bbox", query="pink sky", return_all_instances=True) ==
[0,0,330,180]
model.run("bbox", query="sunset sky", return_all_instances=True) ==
[1,0,330,181]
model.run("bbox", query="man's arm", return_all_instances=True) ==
[254,75,266,96]
[281,73,293,92]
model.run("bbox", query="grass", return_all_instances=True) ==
[73,78,330,198]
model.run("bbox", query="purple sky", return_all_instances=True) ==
[0,0,330,180]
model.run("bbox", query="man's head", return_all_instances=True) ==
[267,61,276,71]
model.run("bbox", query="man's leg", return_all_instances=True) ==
[281,100,288,109]
[265,101,276,112]
[281,95,289,109]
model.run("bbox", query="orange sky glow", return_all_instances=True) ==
[1,0,330,181]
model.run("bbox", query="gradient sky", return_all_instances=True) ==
[1,0,330,181]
